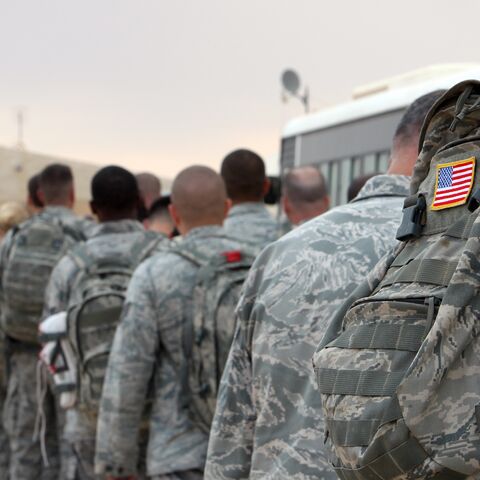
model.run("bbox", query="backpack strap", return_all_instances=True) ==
[444,210,478,239]
[171,245,209,268]
[130,231,163,266]
[170,245,210,359]
[379,211,477,290]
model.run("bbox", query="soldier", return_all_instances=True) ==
[0,200,29,480]
[0,163,91,480]
[347,173,378,202]
[221,149,278,249]
[204,90,445,480]
[27,173,44,214]
[42,165,167,480]
[144,195,176,238]
[95,166,247,480]
[281,165,330,225]
[136,172,162,219]
[0,202,30,239]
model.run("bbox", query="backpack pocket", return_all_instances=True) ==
[70,294,124,413]
[314,298,444,478]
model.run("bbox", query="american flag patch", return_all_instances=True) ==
[431,157,476,210]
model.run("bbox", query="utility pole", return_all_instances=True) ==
[16,108,26,150]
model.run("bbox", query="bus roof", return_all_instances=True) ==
[282,64,480,138]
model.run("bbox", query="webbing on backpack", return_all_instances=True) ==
[172,243,254,433]
[67,232,162,413]
[327,323,425,352]
[313,80,480,480]
[333,438,467,480]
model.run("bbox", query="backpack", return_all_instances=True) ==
[2,216,84,344]
[174,246,255,433]
[313,80,480,479]
[66,232,161,415]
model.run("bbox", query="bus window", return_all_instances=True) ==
[377,151,390,172]
[339,158,351,205]
[320,162,329,193]
[364,153,377,174]
[352,157,363,179]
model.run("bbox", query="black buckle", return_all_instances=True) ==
[396,194,426,241]
[468,188,480,212]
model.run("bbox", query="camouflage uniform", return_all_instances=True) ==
[43,220,167,480]
[224,202,278,250]
[204,174,411,480]
[0,330,9,479]
[0,206,92,480]
[95,226,244,479]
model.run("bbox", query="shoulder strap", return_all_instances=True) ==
[68,243,94,269]
[444,211,478,239]
[130,231,163,266]
[171,245,210,268]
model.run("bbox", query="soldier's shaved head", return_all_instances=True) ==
[136,172,161,210]
[282,166,329,225]
[389,90,445,176]
[171,165,230,233]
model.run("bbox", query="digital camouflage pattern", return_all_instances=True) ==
[68,229,163,415]
[172,244,255,434]
[1,206,91,344]
[0,206,91,480]
[150,471,203,480]
[204,174,410,480]
[43,219,167,480]
[95,226,245,478]
[0,331,9,479]
[223,202,278,251]
[313,80,480,479]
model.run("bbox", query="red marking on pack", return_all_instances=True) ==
[222,251,242,263]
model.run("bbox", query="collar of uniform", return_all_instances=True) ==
[41,205,75,218]
[351,174,410,203]
[184,225,225,240]
[88,219,144,238]
[228,202,269,217]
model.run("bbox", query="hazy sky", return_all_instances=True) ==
[0,0,479,178]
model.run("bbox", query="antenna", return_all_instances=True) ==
[15,108,26,150]
[280,69,310,113]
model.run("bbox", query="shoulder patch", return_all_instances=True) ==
[431,157,476,211]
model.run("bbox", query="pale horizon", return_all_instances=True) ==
[0,0,479,179]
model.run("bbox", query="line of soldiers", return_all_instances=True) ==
[0,88,450,480]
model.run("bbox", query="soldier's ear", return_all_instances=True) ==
[282,195,291,216]
[38,189,46,205]
[90,201,98,217]
[168,204,181,228]
[262,178,271,197]
[323,195,331,212]
[224,198,232,219]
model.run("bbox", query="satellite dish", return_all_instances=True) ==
[281,69,301,95]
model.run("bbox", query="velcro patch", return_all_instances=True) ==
[431,157,476,211]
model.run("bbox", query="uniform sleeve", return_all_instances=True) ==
[42,255,77,318]
[0,231,13,313]
[95,261,159,477]
[204,268,259,480]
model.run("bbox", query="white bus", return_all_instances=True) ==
[280,64,480,206]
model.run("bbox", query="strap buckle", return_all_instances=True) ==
[468,188,480,212]
[396,194,426,241]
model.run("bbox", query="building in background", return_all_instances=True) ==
[0,145,170,214]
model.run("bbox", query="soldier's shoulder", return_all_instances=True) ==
[135,247,188,277]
